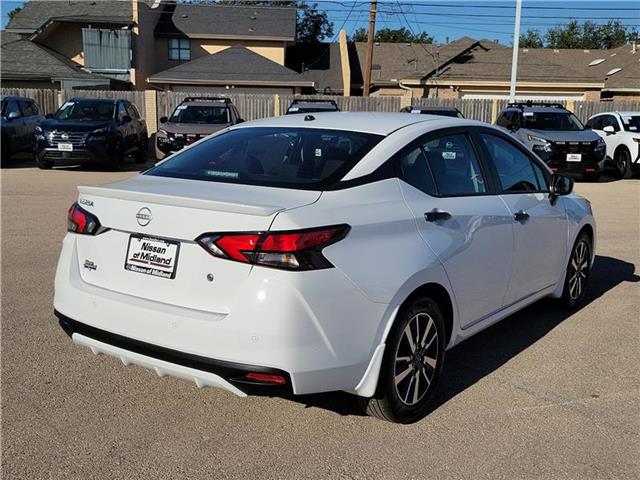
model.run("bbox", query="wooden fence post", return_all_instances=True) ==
[57,90,65,108]
[144,90,158,134]
[273,94,280,116]
[491,99,499,123]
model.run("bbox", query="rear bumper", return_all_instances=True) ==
[546,157,605,175]
[57,311,292,396]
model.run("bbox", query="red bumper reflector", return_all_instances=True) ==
[585,168,595,172]
[245,372,286,384]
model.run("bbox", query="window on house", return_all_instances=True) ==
[169,38,190,61]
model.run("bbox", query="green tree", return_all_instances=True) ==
[599,20,633,49]
[349,27,433,43]
[7,7,22,21]
[544,19,635,49]
[519,28,544,48]
[546,19,584,49]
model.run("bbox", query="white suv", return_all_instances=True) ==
[54,113,596,423]
[586,111,640,178]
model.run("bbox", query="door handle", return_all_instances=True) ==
[514,210,530,222]
[424,210,451,222]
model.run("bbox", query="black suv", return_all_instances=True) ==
[156,97,243,160]
[285,99,340,115]
[496,102,606,181]
[34,98,148,170]
[1,96,45,161]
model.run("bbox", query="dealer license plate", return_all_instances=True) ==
[124,235,180,279]
[566,153,582,162]
[57,143,73,152]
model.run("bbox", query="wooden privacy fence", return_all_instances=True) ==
[2,88,639,130]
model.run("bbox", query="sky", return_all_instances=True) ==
[1,0,639,45]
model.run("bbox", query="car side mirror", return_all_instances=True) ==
[7,111,20,120]
[159,116,168,124]
[506,123,519,132]
[603,125,615,134]
[549,173,573,197]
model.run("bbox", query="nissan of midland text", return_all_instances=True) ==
[54,113,596,423]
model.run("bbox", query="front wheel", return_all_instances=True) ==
[134,134,148,164]
[613,149,631,179]
[360,297,446,423]
[560,232,592,309]
[108,138,124,171]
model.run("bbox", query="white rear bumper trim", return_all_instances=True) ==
[72,333,248,397]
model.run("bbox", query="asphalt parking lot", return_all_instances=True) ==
[2,158,639,479]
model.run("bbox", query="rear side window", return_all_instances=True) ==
[3,99,21,118]
[422,134,487,196]
[398,146,437,195]
[20,101,38,116]
[146,127,383,190]
[481,134,542,193]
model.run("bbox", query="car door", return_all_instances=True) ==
[18,100,40,149]
[477,131,568,304]
[126,102,145,145]
[117,101,133,150]
[598,115,621,158]
[397,128,514,329]
[4,99,26,151]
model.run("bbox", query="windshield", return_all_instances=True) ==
[169,105,229,124]
[620,115,640,132]
[54,101,114,121]
[522,111,584,131]
[146,127,383,189]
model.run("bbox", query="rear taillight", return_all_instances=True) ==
[67,202,103,235]
[196,224,349,271]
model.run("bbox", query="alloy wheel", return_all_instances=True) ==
[393,312,439,406]
[568,240,589,301]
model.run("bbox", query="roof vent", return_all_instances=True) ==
[610,53,617,57]
[583,49,590,53]
[589,58,605,66]
[304,115,315,121]
[606,67,622,76]
[523,48,528,52]
[553,49,560,53]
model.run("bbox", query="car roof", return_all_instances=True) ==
[234,112,459,135]
[68,97,118,103]
[408,106,459,111]
[0,95,34,102]
[288,103,338,110]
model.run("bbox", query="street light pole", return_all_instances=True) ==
[509,0,523,102]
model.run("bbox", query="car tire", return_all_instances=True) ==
[582,172,600,182]
[560,232,592,309]
[134,134,148,164]
[360,297,446,423]
[108,138,124,171]
[613,148,632,179]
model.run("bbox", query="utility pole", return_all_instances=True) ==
[509,0,523,102]
[363,0,377,97]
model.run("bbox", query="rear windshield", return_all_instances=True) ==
[146,127,383,189]
[170,105,229,124]
[522,111,584,131]
[621,115,640,132]
[54,100,115,121]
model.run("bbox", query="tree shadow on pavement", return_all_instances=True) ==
[284,255,639,418]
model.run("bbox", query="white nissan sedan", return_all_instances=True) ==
[55,113,596,423]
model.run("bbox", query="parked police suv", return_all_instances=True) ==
[155,97,244,160]
[34,98,148,170]
[496,102,606,181]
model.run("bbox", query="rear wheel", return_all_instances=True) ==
[613,148,631,179]
[560,232,592,309]
[360,297,445,423]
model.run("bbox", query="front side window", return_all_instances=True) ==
[422,134,487,196]
[168,38,190,61]
[3,99,21,118]
[126,103,140,119]
[117,102,128,121]
[146,127,383,189]
[169,105,229,124]
[54,101,115,121]
[481,133,542,193]
[521,111,584,131]
[601,115,620,132]
[585,116,601,130]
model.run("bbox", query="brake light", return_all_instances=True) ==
[67,202,103,235]
[245,372,286,384]
[196,224,350,270]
